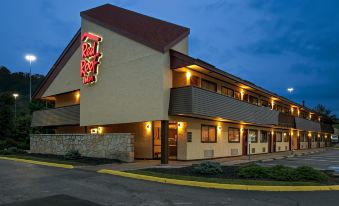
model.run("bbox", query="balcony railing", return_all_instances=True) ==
[31,105,80,127]
[320,123,334,133]
[278,112,295,128]
[295,117,321,132]
[169,86,279,126]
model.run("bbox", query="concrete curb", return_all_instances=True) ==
[97,169,339,192]
[0,156,74,169]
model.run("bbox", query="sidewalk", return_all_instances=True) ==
[79,147,329,171]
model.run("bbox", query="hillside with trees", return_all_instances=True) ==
[0,66,47,150]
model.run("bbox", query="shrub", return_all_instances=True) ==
[238,164,268,179]
[192,161,223,175]
[295,166,328,182]
[64,150,81,160]
[0,147,27,155]
[267,165,297,181]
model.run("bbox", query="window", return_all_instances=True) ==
[312,134,317,142]
[243,94,249,102]
[228,127,240,143]
[260,131,268,143]
[234,91,241,100]
[201,79,217,92]
[300,133,307,142]
[283,107,290,114]
[221,86,234,97]
[190,75,200,87]
[201,125,217,143]
[261,100,269,107]
[249,129,258,143]
[249,95,259,105]
[283,132,289,142]
[276,132,282,142]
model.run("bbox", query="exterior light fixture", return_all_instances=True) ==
[98,127,103,134]
[287,88,294,93]
[186,71,191,79]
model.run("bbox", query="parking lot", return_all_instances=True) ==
[258,148,339,173]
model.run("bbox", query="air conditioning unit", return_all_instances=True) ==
[204,150,214,158]
[231,148,238,156]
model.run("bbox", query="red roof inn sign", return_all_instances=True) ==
[80,32,103,85]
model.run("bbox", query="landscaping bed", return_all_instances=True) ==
[0,147,121,166]
[129,162,339,186]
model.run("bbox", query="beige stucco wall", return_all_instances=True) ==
[42,18,188,127]
[43,48,82,97]
[169,116,274,160]
[78,19,188,126]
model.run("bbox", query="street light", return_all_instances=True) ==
[13,93,19,119]
[287,87,294,94]
[25,54,37,102]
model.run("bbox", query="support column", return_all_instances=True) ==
[161,120,169,164]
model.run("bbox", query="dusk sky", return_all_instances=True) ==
[0,0,338,115]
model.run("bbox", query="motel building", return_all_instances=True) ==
[31,4,334,163]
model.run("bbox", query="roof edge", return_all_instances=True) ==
[169,50,322,116]
[80,10,189,53]
[33,29,81,99]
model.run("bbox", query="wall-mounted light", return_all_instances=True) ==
[271,131,274,135]
[91,128,98,134]
[186,71,191,79]
[283,133,287,136]
[240,90,245,100]
[218,126,222,130]
[308,132,311,137]
[271,99,275,109]
[98,127,103,134]
[76,92,80,99]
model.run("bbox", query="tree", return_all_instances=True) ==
[313,104,338,123]
[0,92,14,140]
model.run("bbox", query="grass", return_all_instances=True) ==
[1,153,121,166]
[127,170,323,186]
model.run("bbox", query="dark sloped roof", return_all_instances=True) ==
[80,4,190,53]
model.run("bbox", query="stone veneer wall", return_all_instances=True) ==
[30,133,134,162]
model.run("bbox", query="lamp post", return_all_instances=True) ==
[13,93,19,119]
[25,54,37,102]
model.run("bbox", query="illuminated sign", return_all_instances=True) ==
[80,32,103,85]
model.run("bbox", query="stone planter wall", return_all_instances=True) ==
[30,133,134,162]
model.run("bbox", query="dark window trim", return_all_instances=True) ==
[221,86,234,97]
[201,78,217,92]
[201,124,217,143]
[228,127,240,143]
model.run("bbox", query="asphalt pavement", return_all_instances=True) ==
[1,159,339,206]
[258,148,339,173]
